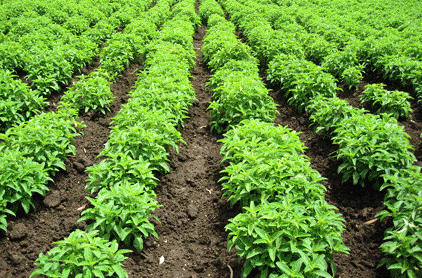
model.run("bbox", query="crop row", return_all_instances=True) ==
[0,0,158,233]
[200,0,349,277]
[218,0,422,276]
[0,0,158,133]
[258,0,422,99]
[30,0,202,277]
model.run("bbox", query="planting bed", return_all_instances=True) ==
[1,1,422,277]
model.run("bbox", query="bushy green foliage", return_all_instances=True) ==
[0,110,85,174]
[220,119,348,277]
[227,199,348,278]
[60,71,113,114]
[307,96,367,135]
[146,41,196,69]
[82,19,116,44]
[0,70,47,131]
[86,153,158,194]
[208,72,278,132]
[199,0,225,24]
[157,19,195,51]
[0,41,25,70]
[80,182,160,252]
[360,83,413,119]
[341,65,364,89]
[247,26,305,66]
[30,229,131,278]
[377,167,422,278]
[0,149,51,231]
[297,33,337,65]
[267,54,339,112]
[169,0,201,28]
[333,113,416,187]
[322,50,364,87]
[104,109,184,173]
[99,33,140,78]
[202,17,256,71]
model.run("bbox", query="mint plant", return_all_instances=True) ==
[30,229,131,278]
[226,200,348,278]
[0,69,48,131]
[208,75,278,133]
[199,0,225,24]
[60,71,114,115]
[86,153,158,194]
[332,113,416,187]
[341,65,364,90]
[267,54,339,112]
[106,108,185,172]
[80,181,161,252]
[307,96,368,135]
[360,83,413,119]
[0,149,51,219]
[0,110,85,174]
[377,167,422,278]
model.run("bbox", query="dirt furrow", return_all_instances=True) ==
[123,24,242,278]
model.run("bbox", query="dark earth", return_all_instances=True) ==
[1,5,421,278]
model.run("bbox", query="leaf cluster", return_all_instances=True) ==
[60,71,114,114]
[30,229,131,278]
[157,19,195,52]
[332,113,416,187]
[0,149,51,231]
[360,83,413,119]
[0,109,85,174]
[307,95,368,135]
[267,54,339,112]
[322,49,364,88]
[219,119,348,277]
[169,0,201,29]
[376,167,422,278]
[0,40,25,71]
[105,108,184,173]
[99,33,141,79]
[296,33,336,65]
[0,69,48,131]
[198,0,225,24]
[202,15,256,71]
[80,181,161,252]
[207,60,278,132]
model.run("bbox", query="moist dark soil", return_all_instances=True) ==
[1,15,421,278]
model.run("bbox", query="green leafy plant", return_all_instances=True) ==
[307,96,368,135]
[0,110,85,174]
[105,108,185,172]
[298,33,336,65]
[0,149,51,221]
[79,181,161,252]
[226,199,348,278]
[360,83,413,119]
[219,119,348,277]
[86,153,158,194]
[30,229,131,278]
[198,0,225,24]
[267,54,339,112]
[377,167,422,278]
[341,65,364,90]
[332,113,416,187]
[208,73,278,133]
[60,71,113,114]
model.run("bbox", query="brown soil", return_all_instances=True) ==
[1,19,421,278]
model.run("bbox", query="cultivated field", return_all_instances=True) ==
[0,0,421,277]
